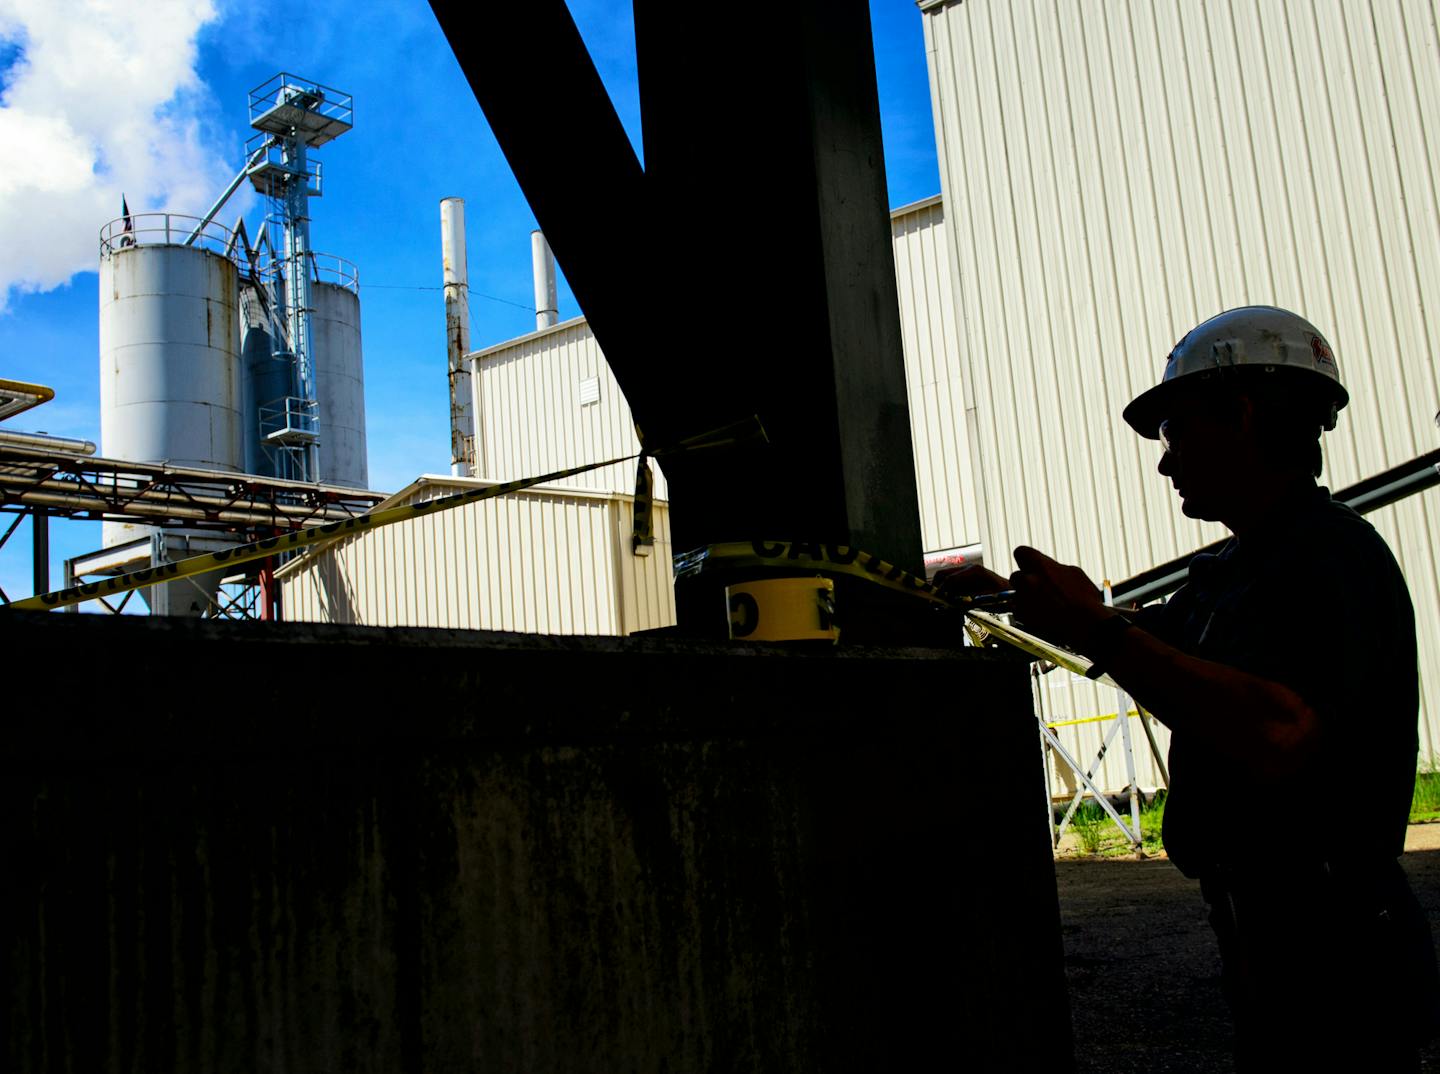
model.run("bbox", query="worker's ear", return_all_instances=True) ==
[1233,393,1257,433]
[1218,391,1256,439]
[1226,392,1268,465]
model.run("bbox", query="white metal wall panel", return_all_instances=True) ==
[614,498,679,635]
[279,480,675,635]
[470,319,669,500]
[923,0,1440,769]
[891,196,982,553]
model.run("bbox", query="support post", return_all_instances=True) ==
[32,508,48,596]
[259,557,281,621]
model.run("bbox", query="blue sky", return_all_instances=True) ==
[0,0,940,604]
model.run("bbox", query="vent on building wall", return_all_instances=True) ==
[579,376,600,407]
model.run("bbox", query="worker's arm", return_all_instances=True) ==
[1008,545,1318,780]
[932,562,1009,598]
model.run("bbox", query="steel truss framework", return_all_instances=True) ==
[0,445,384,531]
[0,444,385,616]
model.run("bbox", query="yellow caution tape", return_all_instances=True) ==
[674,540,950,606]
[11,408,1109,691]
[676,540,1112,679]
[7,454,639,612]
[8,415,770,613]
[1044,709,1141,730]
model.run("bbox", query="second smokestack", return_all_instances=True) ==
[531,230,558,331]
[442,197,475,477]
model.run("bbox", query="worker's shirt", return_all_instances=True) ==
[1138,485,1418,877]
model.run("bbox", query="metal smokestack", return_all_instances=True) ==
[442,198,477,476]
[531,229,558,330]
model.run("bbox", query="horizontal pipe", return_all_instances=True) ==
[0,473,367,528]
[1340,455,1440,515]
[0,430,96,455]
[1113,449,1440,606]
[0,443,384,499]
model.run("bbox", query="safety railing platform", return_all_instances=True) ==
[248,73,353,147]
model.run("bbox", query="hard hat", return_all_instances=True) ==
[1123,306,1349,439]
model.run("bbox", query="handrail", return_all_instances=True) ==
[100,212,238,260]
[247,73,353,130]
[254,251,360,294]
[100,215,358,295]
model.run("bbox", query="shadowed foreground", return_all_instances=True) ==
[1060,829,1440,1072]
[3,612,1072,1073]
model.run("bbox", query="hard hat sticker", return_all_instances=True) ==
[1310,334,1335,367]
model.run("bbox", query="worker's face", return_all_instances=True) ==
[1156,396,1251,522]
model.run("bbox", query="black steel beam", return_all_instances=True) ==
[425,1,653,417]
[428,1,923,576]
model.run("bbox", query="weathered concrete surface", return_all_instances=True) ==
[2,613,1071,1072]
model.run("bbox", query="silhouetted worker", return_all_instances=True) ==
[946,307,1440,1070]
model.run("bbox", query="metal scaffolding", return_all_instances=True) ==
[244,73,354,482]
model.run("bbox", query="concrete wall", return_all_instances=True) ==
[2,612,1071,1073]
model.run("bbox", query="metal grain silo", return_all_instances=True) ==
[311,268,368,489]
[99,236,242,471]
[98,215,243,615]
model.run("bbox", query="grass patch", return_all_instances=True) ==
[1070,801,1109,855]
[1412,771,1440,823]
[1060,771,1440,857]
[1060,791,1166,858]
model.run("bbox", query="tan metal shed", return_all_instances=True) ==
[278,477,675,635]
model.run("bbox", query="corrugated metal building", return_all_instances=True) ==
[469,317,669,500]
[279,477,674,635]
[919,0,1440,779]
[892,194,983,553]
[279,319,675,638]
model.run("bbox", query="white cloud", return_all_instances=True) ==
[0,0,232,312]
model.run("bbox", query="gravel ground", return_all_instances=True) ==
[1057,824,1440,1072]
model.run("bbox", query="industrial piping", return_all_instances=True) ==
[0,474,366,529]
[0,430,97,455]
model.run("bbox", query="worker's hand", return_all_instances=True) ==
[1009,546,1109,647]
[933,563,1009,600]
